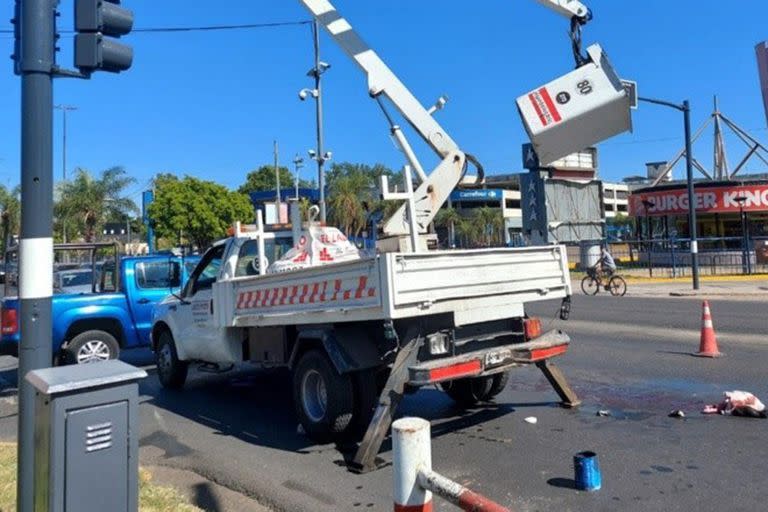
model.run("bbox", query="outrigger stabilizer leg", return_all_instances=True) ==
[349,331,422,474]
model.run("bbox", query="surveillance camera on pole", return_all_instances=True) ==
[299,88,319,101]
[75,0,134,74]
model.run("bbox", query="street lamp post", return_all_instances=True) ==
[293,155,304,200]
[638,97,700,290]
[641,199,654,278]
[299,20,331,223]
[54,104,77,181]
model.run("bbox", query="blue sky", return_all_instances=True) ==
[1,0,767,202]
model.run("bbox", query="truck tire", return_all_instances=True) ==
[441,372,510,406]
[293,349,354,443]
[64,330,120,365]
[155,330,188,390]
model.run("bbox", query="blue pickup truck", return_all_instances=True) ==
[0,254,198,364]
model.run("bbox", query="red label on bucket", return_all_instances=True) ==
[528,87,562,127]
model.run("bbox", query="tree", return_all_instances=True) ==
[55,167,138,242]
[434,207,461,248]
[0,185,20,257]
[326,162,399,236]
[238,165,313,195]
[471,206,504,247]
[150,174,254,249]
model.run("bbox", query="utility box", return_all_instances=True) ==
[517,44,632,166]
[26,360,147,512]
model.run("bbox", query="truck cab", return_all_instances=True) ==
[0,254,199,364]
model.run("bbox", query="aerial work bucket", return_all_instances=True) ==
[517,44,632,166]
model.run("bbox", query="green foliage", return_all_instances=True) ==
[435,205,504,248]
[150,174,254,249]
[326,162,399,236]
[55,167,138,242]
[0,185,20,254]
[238,165,312,195]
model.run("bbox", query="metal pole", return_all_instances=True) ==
[61,107,66,180]
[18,1,56,510]
[313,20,327,223]
[683,101,701,289]
[274,140,280,204]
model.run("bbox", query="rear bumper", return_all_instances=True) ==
[408,329,570,386]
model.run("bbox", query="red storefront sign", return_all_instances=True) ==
[629,184,768,216]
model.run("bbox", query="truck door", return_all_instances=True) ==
[176,244,225,361]
[129,259,183,345]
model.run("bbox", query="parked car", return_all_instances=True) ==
[54,269,95,295]
[0,254,199,364]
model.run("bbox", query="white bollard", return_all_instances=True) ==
[392,417,432,512]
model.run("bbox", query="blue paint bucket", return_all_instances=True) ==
[573,451,601,491]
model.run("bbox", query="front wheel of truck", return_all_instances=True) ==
[156,330,189,389]
[293,349,354,443]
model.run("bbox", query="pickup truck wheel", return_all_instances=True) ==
[293,350,354,443]
[156,331,188,390]
[441,372,509,406]
[65,330,119,365]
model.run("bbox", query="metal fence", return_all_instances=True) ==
[567,236,768,277]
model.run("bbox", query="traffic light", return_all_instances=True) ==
[74,0,134,73]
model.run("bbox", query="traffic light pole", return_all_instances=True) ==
[17,1,56,510]
[638,96,700,290]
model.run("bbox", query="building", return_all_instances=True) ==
[602,182,629,218]
[629,176,768,245]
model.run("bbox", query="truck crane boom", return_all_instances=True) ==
[298,0,598,239]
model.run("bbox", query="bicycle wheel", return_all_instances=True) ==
[608,276,627,297]
[581,275,600,295]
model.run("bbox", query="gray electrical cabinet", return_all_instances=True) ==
[25,360,147,512]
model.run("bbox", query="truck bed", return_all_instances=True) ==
[214,246,571,328]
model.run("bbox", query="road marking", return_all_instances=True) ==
[559,319,767,346]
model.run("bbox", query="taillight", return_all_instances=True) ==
[524,317,542,340]
[1,309,18,335]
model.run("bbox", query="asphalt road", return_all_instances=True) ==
[0,295,766,511]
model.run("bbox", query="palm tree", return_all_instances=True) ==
[327,172,371,237]
[434,207,462,248]
[56,167,138,242]
[471,206,504,247]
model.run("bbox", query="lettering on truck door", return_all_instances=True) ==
[177,245,225,361]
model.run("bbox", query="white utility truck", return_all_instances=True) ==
[151,0,632,472]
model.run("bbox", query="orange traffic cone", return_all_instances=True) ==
[693,300,722,358]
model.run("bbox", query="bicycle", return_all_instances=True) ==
[580,268,627,296]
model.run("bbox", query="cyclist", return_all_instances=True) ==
[592,246,616,279]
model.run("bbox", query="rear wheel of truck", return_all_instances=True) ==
[65,330,120,365]
[293,349,354,443]
[156,330,189,390]
[441,371,510,406]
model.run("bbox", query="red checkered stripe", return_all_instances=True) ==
[235,275,376,310]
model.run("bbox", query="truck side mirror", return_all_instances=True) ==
[169,262,181,288]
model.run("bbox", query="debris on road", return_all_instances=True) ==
[574,451,601,492]
[524,416,538,425]
[668,410,686,418]
[596,409,611,417]
[702,391,767,418]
